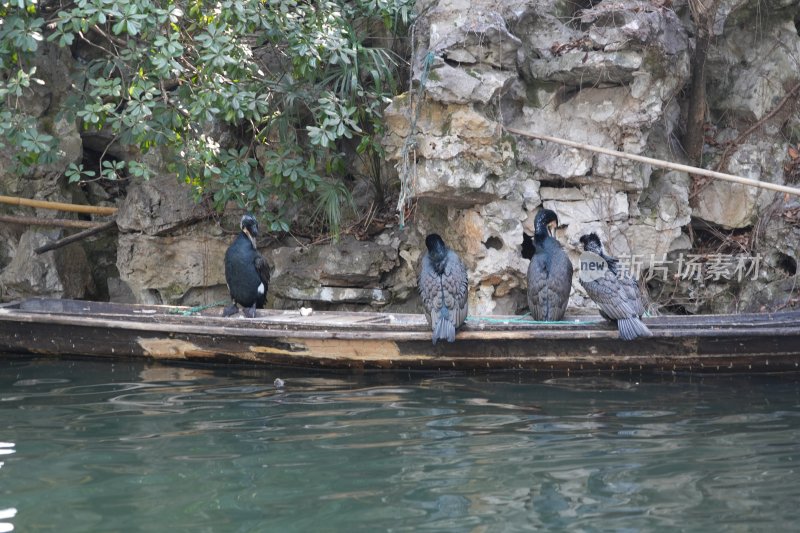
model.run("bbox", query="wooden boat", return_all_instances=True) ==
[1,298,800,374]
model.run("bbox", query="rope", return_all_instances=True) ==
[504,126,800,198]
[167,300,228,316]
[466,314,603,326]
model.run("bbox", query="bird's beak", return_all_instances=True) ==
[243,228,257,249]
[547,220,558,238]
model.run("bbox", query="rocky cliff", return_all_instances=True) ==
[1,0,799,316]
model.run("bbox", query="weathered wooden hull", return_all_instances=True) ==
[1,298,800,374]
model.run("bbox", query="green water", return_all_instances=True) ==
[1,357,799,532]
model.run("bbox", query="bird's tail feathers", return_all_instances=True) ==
[432,316,457,345]
[617,317,653,341]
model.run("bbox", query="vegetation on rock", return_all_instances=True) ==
[0,0,413,235]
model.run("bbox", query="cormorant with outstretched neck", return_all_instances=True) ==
[579,232,652,340]
[223,214,271,318]
[418,233,469,345]
[526,209,573,321]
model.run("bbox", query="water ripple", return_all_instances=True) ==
[1,359,800,532]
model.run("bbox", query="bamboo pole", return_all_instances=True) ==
[504,126,800,198]
[34,220,117,254]
[0,214,102,230]
[0,195,117,215]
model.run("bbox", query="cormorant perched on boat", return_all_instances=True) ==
[526,209,573,321]
[223,214,271,318]
[418,233,469,345]
[578,232,652,341]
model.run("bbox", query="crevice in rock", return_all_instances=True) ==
[568,0,604,27]
[690,219,755,255]
[659,302,691,315]
[484,236,504,251]
[775,253,797,277]
[76,145,130,203]
[538,179,581,189]
[442,55,474,68]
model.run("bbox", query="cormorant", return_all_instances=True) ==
[223,214,271,318]
[418,233,469,345]
[526,209,573,321]
[578,232,652,340]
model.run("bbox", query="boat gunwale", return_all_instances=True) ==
[0,298,800,331]
[2,298,800,342]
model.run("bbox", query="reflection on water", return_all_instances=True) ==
[1,357,799,532]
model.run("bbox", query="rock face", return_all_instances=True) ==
[116,229,230,305]
[116,166,206,236]
[2,1,799,317]
[383,0,694,314]
[268,236,399,307]
[380,0,800,315]
[0,228,95,301]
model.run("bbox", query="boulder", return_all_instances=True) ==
[116,227,228,305]
[425,59,517,105]
[426,6,522,70]
[269,236,399,306]
[708,21,800,121]
[0,229,95,301]
[116,171,204,236]
[694,139,787,229]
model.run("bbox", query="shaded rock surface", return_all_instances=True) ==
[0,228,95,300]
[116,169,206,236]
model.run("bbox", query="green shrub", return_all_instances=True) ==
[0,0,413,235]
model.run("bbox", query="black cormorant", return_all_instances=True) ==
[578,232,652,340]
[526,209,573,321]
[223,214,271,318]
[418,233,469,345]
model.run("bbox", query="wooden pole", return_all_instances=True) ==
[504,126,800,198]
[34,220,118,254]
[0,214,102,230]
[0,195,117,215]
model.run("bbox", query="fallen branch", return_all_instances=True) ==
[0,214,103,230]
[504,126,800,198]
[0,195,117,215]
[35,220,118,255]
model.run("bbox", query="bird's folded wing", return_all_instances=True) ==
[445,252,469,328]
[583,273,639,319]
[254,255,271,288]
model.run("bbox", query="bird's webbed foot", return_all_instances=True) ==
[222,303,239,317]
[243,304,258,319]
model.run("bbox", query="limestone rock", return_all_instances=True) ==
[542,186,629,228]
[427,8,522,70]
[0,229,95,301]
[116,172,203,235]
[708,21,800,121]
[281,286,390,305]
[510,8,581,61]
[116,228,228,305]
[21,43,74,118]
[425,60,517,105]
[269,236,399,305]
[638,171,692,230]
[694,139,786,229]
[581,0,689,56]
[526,51,643,87]
[383,99,514,205]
